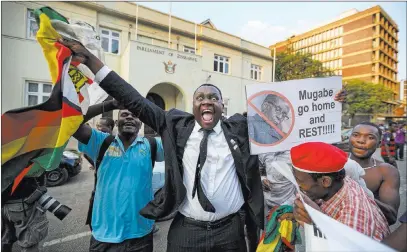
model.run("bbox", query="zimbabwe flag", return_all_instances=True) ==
[1,7,92,193]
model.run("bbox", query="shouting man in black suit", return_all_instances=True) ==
[60,39,263,252]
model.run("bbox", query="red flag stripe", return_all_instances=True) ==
[62,102,82,118]
[11,163,34,194]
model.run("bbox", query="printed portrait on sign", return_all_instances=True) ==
[247,92,294,146]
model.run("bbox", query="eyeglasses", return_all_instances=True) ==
[266,102,290,122]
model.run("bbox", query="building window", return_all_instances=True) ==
[100,28,120,54]
[184,46,196,54]
[25,81,52,106]
[27,9,39,39]
[250,64,262,80]
[214,55,229,74]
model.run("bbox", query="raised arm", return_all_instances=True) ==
[73,100,118,144]
[59,38,167,135]
[376,164,400,225]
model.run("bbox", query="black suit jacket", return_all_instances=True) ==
[99,71,264,228]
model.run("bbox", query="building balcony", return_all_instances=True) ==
[378,23,398,41]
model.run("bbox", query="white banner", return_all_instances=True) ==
[246,77,342,155]
[54,19,109,105]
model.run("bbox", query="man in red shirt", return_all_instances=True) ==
[292,142,390,241]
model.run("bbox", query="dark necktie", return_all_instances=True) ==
[192,129,216,213]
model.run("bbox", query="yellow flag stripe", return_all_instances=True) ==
[36,13,62,84]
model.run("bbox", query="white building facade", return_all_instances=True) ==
[2,1,274,139]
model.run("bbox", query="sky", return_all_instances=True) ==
[138,1,406,81]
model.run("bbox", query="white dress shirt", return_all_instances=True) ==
[94,65,112,83]
[178,121,244,221]
[95,66,244,221]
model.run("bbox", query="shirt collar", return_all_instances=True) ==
[114,134,144,148]
[320,176,349,211]
[193,120,222,135]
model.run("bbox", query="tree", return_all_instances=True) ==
[275,51,333,81]
[343,79,393,120]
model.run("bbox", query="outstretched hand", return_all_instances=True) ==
[262,178,273,192]
[57,38,104,74]
[58,38,92,64]
[334,89,347,103]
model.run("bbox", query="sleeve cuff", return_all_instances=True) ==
[94,65,112,83]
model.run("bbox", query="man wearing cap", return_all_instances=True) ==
[291,142,390,241]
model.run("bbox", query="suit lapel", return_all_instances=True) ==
[175,120,195,177]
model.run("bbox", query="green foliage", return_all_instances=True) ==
[275,51,333,81]
[343,79,393,117]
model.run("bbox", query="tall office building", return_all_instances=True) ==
[270,5,401,117]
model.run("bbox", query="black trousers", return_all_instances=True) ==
[89,232,153,252]
[395,143,404,159]
[167,212,247,252]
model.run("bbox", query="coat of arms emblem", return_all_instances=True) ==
[163,60,176,74]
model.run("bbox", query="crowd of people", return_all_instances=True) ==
[1,38,406,252]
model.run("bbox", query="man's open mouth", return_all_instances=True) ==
[124,122,135,127]
[201,109,214,122]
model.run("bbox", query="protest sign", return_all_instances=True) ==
[246,76,342,154]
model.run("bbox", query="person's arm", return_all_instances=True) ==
[73,100,118,144]
[258,154,272,191]
[59,39,167,135]
[382,211,407,250]
[82,99,118,123]
[376,164,400,225]
[382,222,407,251]
[78,129,110,163]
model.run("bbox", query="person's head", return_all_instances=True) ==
[291,142,347,201]
[116,109,142,138]
[349,122,381,159]
[96,117,115,134]
[389,122,397,132]
[193,84,224,130]
[261,94,290,126]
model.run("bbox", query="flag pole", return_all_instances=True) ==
[273,47,276,82]
[194,23,197,55]
[135,4,139,40]
[168,2,172,49]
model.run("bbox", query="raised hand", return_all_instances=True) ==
[261,178,272,192]
[58,38,104,74]
[293,193,315,226]
[334,89,347,103]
